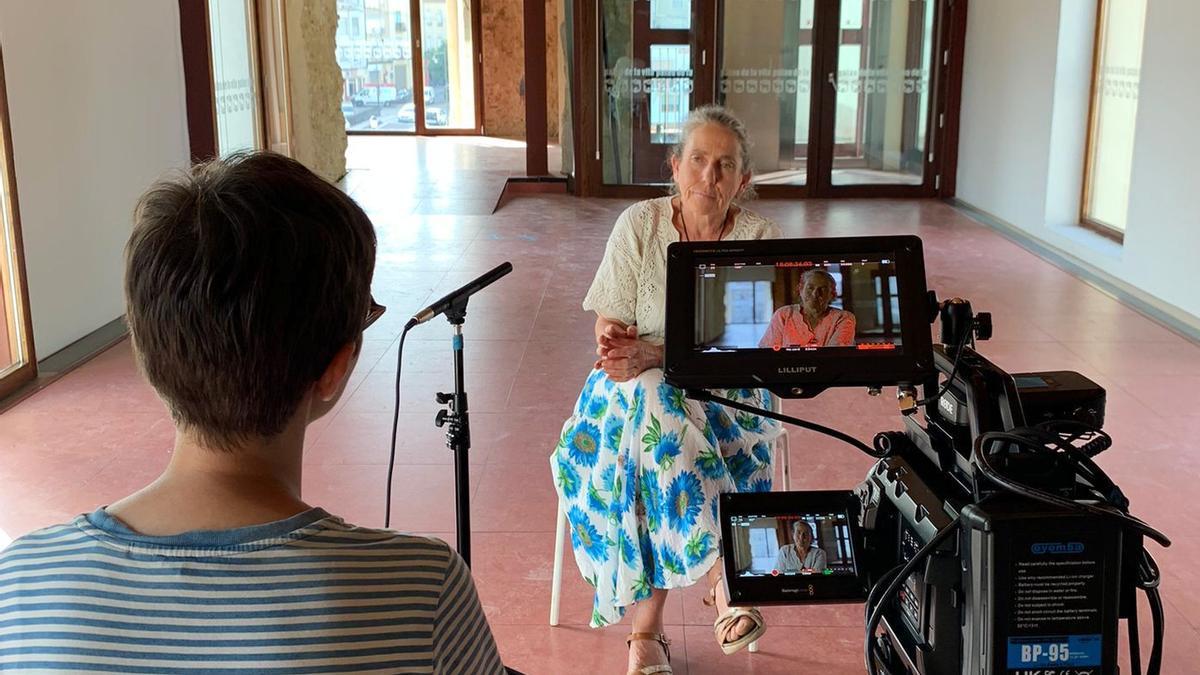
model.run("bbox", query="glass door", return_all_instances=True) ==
[599,0,714,186]
[826,0,936,188]
[717,0,818,189]
[579,0,955,197]
[0,46,36,399]
[336,0,418,132]
[336,0,481,134]
[208,0,264,155]
[416,0,481,132]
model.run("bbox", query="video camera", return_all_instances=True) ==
[663,236,1171,675]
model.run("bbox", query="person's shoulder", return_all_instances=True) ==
[733,206,782,239]
[298,517,455,564]
[615,197,671,233]
[0,517,93,563]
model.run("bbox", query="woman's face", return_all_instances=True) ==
[801,276,835,315]
[795,525,813,549]
[670,123,751,218]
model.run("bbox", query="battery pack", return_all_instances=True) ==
[960,499,1121,675]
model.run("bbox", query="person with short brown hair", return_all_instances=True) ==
[0,152,506,674]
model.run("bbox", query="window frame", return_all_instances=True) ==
[1079,0,1132,244]
[0,43,38,400]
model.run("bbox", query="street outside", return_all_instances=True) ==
[342,97,451,132]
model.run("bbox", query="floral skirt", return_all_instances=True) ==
[549,367,781,627]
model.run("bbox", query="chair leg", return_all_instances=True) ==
[550,501,567,626]
[780,432,791,492]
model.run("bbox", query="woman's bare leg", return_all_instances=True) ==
[628,589,670,672]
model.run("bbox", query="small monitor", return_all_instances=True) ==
[720,491,868,605]
[664,236,933,397]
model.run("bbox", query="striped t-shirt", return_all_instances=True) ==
[0,508,506,674]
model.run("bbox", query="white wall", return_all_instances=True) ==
[0,0,190,357]
[956,0,1200,329]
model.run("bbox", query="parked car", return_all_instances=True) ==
[353,85,398,106]
[397,103,416,124]
[425,106,447,126]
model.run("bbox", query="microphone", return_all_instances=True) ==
[406,261,513,328]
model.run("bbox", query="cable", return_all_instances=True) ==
[688,390,884,458]
[863,518,962,675]
[384,325,412,529]
[1129,581,1142,675]
[916,326,973,407]
[1137,549,1164,675]
[972,432,1171,548]
[1146,586,1164,674]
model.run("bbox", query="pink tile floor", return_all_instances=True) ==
[2,136,1198,672]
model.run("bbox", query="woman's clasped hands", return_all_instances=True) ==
[593,322,664,383]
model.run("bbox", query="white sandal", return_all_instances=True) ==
[704,578,767,655]
[625,632,673,674]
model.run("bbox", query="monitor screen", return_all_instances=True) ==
[694,255,903,354]
[719,490,868,605]
[664,236,932,396]
[728,512,860,579]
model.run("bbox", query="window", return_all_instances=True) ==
[1082,0,1148,237]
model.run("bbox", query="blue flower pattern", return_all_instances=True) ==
[550,370,779,627]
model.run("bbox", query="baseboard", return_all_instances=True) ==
[0,317,129,413]
[948,198,1200,343]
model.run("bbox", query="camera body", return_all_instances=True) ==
[663,236,1165,674]
[856,344,1126,675]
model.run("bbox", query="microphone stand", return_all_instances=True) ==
[435,298,473,566]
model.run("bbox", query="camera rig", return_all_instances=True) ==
[664,237,1171,675]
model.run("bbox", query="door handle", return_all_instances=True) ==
[827,72,837,90]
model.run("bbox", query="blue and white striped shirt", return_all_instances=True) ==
[0,508,505,674]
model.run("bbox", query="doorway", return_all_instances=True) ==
[573,0,965,198]
[335,0,483,135]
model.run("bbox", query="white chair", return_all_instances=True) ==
[549,395,792,636]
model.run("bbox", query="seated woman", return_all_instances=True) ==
[774,520,828,574]
[549,105,782,675]
[758,269,857,348]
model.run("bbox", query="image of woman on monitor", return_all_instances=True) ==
[758,269,856,349]
[775,520,828,573]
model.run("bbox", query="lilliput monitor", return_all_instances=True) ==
[663,235,934,397]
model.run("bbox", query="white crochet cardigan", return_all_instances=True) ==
[583,196,781,343]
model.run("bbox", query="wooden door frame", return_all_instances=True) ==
[179,0,269,161]
[0,44,38,399]
[180,0,219,161]
[257,0,294,156]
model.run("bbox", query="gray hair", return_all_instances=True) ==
[801,268,837,291]
[792,520,814,542]
[668,104,757,202]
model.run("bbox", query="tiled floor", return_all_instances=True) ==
[2,136,1199,673]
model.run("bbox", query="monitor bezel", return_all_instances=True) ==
[664,236,934,397]
[720,490,869,606]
